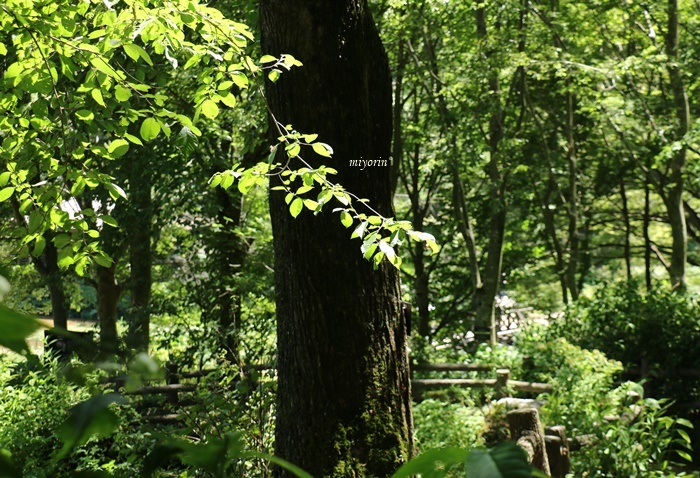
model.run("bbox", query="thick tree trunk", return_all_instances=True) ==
[260,1,413,476]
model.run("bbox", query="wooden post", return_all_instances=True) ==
[545,425,570,478]
[496,368,510,397]
[507,408,550,475]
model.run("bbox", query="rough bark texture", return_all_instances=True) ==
[260,1,413,476]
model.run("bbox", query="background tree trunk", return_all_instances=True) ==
[662,0,689,290]
[260,0,413,476]
[125,159,152,352]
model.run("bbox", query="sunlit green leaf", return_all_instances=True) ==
[290,198,303,218]
[140,118,161,142]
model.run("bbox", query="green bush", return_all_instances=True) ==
[551,281,700,415]
[413,398,486,452]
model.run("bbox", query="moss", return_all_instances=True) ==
[328,380,411,478]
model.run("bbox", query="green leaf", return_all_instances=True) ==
[465,442,534,478]
[75,109,95,122]
[303,199,318,211]
[312,142,333,157]
[392,447,469,478]
[91,88,105,107]
[367,215,383,226]
[56,393,128,459]
[238,174,257,194]
[0,304,42,355]
[140,118,161,142]
[106,183,127,200]
[677,450,693,462]
[219,92,236,108]
[93,253,112,268]
[200,99,219,120]
[123,43,153,66]
[286,142,301,158]
[101,215,118,227]
[361,242,378,260]
[53,234,71,248]
[260,55,278,64]
[268,69,281,82]
[290,198,303,218]
[351,221,367,239]
[340,211,353,228]
[107,139,129,159]
[114,84,131,102]
[0,187,15,202]
[378,241,396,262]
[32,235,46,257]
[28,210,43,234]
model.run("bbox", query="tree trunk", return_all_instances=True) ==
[10,200,69,330]
[97,264,121,357]
[644,169,652,291]
[43,239,69,330]
[563,80,579,302]
[662,0,689,290]
[125,159,152,352]
[214,184,246,363]
[260,0,413,476]
[474,0,507,345]
[620,176,632,280]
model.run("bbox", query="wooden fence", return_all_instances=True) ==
[103,363,216,423]
[411,363,553,398]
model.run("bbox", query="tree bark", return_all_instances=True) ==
[96,264,121,357]
[474,0,507,345]
[620,176,632,280]
[125,158,152,352]
[662,0,689,290]
[563,79,579,302]
[644,169,652,291]
[44,240,69,331]
[260,0,413,476]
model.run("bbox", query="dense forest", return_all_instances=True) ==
[0,0,699,476]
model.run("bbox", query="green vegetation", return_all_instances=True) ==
[2,0,700,476]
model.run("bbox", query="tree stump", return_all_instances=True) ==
[507,408,550,475]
